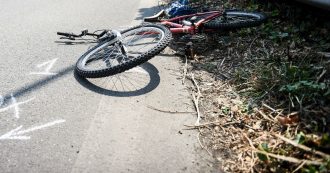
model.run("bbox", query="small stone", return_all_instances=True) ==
[245,156,251,162]
[214,126,220,132]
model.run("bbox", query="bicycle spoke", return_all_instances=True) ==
[120,73,139,91]
[128,37,158,56]
[124,29,150,46]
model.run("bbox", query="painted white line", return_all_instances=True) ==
[0,126,30,140]
[29,58,58,76]
[0,95,3,106]
[10,94,19,119]
[0,96,35,119]
[0,119,66,140]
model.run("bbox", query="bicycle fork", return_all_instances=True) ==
[103,30,129,67]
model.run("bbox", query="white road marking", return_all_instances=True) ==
[0,95,35,119]
[10,94,19,119]
[0,119,66,140]
[29,58,58,75]
[0,95,3,106]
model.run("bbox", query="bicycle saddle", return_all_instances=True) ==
[144,10,166,22]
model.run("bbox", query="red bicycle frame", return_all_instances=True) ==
[160,10,223,34]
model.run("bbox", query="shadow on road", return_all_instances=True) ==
[1,65,75,105]
[74,62,160,97]
[1,5,164,105]
[1,61,160,106]
[135,6,161,20]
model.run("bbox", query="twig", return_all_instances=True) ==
[217,71,230,80]
[217,57,226,71]
[262,103,276,112]
[248,36,259,56]
[262,40,270,59]
[192,92,201,125]
[190,74,202,125]
[295,95,304,114]
[292,161,307,173]
[318,51,330,58]
[250,151,256,173]
[197,133,212,156]
[184,121,239,129]
[147,105,195,114]
[238,154,244,168]
[253,108,275,122]
[184,121,220,128]
[182,56,188,84]
[293,124,299,136]
[243,133,256,149]
[274,133,330,159]
[289,93,295,108]
[317,69,327,83]
[250,36,259,48]
[262,103,284,117]
[274,109,284,120]
[254,150,324,165]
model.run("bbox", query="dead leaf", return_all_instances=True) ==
[277,113,299,125]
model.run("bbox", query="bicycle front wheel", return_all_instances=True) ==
[203,10,266,30]
[75,24,172,78]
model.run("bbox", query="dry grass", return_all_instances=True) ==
[165,0,330,172]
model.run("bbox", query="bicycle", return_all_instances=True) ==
[57,10,265,78]
[143,9,266,58]
[144,9,266,34]
[57,24,172,78]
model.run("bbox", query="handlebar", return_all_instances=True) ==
[57,29,108,40]
[57,32,80,37]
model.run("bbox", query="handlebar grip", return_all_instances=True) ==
[57,32,72,37]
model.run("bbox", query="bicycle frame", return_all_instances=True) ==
[160,10,223,34]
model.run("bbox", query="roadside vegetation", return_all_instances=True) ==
[167,0,330,172]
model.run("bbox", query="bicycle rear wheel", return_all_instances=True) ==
[203,10,266,30]
[75,24,172,78]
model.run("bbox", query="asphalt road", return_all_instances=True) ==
[0,0,214,172]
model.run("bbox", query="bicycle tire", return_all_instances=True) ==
[75,24,172,78]
[203,10,266,30]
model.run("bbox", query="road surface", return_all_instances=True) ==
[0,0,214,172]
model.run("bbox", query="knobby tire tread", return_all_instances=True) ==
[203,10,266,30]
